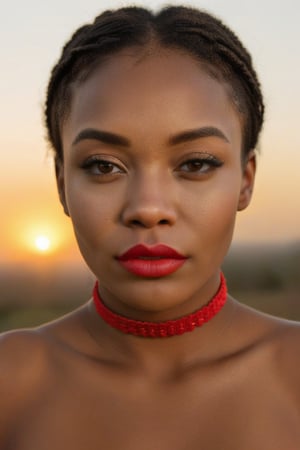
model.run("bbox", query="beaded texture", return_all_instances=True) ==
[92,272,227,338]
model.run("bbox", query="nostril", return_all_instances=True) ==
[131,219,143,227]
[128,218,170,228]
[123,205,176,228]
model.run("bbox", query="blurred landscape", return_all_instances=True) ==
[0,242,299,332]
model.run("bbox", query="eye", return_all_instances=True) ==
[81,156,125,176]
[180,159,210,173]
[178,154,223,175]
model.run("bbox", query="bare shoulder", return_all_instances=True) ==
[0,304,89,374]
[252,307,300,366]
[234,300,300,401]
[271,317,300,386]
[0,307,90,441]
[267,317,300,410]
[0,328,53,439]
[0,327,51,378]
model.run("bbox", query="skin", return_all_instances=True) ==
[0,48,300,450]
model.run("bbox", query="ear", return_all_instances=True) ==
[55,159,70,217]
[237,150,256,211]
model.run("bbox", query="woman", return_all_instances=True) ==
[1,5,299,449]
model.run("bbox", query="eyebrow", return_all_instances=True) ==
[168,127,230,146]
[72,126,229,148]
[72,128,130,147]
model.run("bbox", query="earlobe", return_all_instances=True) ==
[237,151,256,211]
[55,159,70,217]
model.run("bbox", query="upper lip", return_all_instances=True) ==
[117,244,186,260]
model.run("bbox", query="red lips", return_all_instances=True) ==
[117,244,187,278]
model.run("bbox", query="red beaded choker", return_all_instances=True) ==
[92,272,227,338]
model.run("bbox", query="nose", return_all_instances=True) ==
[121,173,177,229]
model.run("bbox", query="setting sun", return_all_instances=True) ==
[35,235,51,252]
[7,212,75,260]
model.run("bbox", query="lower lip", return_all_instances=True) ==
[118,258,186,278]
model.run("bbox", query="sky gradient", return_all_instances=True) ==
[1,0,299,262]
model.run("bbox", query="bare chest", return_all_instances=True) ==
[6,367,300,450]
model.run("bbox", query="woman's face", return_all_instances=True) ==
[58,48,255,318]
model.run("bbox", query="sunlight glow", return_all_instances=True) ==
[13,217,72,258]
[35,235,51,252]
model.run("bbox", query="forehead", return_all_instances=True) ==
[63,48,242,149]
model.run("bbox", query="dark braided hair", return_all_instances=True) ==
[45,5,264,162]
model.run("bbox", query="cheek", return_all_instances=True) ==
[214,176,241,231]
[215,195,239,236]
[188,170,241,223]
[187,172,242,254]
[64,179,120,248]
[199,197,238,246]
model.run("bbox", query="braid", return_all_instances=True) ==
[45,5,264,161]
[156,6,264,153]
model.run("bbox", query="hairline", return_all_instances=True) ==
[53,43,249,163]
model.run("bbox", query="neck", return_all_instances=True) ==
[92,272,227,338]
[85,297,235,379]
[84,272,235,374]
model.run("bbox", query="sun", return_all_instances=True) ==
[34,235,51,252]
[13,214,74,260]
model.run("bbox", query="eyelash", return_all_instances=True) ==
[177,155,223,175]
[81,154,223,178]
[81,157,125,176]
